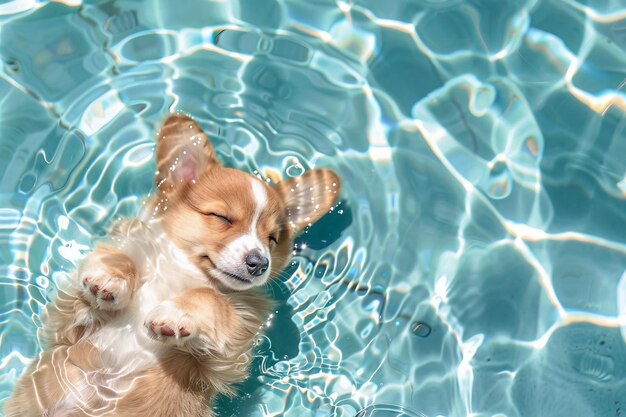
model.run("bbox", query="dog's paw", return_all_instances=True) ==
[144,302,196,345]
[80,271,130,311]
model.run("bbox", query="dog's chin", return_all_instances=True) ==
[211,269,267,290]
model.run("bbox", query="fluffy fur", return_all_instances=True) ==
[5,115,340,417]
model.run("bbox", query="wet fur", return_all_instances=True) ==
[5,115,340,417]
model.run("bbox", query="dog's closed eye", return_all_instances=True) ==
[207,213,233,225]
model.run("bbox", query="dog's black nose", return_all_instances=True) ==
[244,251,269,276]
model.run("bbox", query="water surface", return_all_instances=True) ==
[1,0,626,416]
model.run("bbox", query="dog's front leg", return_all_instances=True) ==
[42,244,140,347]
[77,244,139,311]
[143,287,257,356]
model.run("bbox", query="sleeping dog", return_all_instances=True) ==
[5,114,340,417]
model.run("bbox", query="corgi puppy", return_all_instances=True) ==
[5,115,340,417]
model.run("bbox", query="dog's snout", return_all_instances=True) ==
[244,251,269,277]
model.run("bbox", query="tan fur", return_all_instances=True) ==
[161,166,291,281]
[41,225,142,348]
[6,342,111,417]
[5,114,340,416]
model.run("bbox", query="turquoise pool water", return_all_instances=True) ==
[1,0,626,415]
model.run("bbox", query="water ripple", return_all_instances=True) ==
[2,0,626,416]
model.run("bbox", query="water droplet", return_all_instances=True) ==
[285,160,305,177]
[411,322,431,337]
[572,351,615,382]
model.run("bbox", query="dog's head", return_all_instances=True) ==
[153,114,340,290]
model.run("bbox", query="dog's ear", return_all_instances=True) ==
[275,169,340,235]
[155,115,218,193]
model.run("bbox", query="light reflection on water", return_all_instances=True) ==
[1,0,626,416]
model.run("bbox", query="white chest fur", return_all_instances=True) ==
[87,218,210,372]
